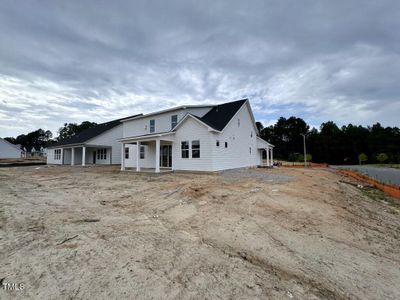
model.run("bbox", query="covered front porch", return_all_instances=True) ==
[260,147,274,167]
[120,132,175,173]
[257,137,274,167]
[60,144,112,166]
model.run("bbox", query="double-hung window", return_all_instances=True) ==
[125,147,129,159]
[54,149,61,160]
[97,148,107,160]
[140,145,145,159]
[181,141,189,158]
[171,115,178,129]
[192,140,200,158]
[150,119,155,133]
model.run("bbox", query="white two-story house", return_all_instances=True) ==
[120,99,274,172]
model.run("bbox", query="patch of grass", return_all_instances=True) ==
[361,186,400,213]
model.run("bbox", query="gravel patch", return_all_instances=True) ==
[220,168,293,184]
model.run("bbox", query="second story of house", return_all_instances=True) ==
[121,105,214,138]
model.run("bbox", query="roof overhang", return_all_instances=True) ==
[257,136,274,148]
[121,105,215,122]
[119,131,176,143]
[48,143,112,149]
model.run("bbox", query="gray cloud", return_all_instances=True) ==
[0,0,399,136]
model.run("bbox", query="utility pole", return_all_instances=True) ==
[301,133,307,167]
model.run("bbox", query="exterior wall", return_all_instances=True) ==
[86,125,123,164]
[74,147,83,165]
[122,107,211,138]
[124,143,156,168]
[172,117,214,171]
[63,148,72,165]
[211,103,259,171]
[46,148,63,165]
[0,139,21,159]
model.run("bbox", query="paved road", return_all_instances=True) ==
[332,165,400,186]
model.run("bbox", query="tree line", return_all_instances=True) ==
[4,117,399,165]
[4,121,97,151]
[257,117,400,165]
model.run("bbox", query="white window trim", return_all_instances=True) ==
[181,141,189,159]
[140,145,145,159]
[150,119,155,133]
[191,140,200,159]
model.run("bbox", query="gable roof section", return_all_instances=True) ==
[197,99,247,131]
[0,137,22,151]
[171,99,252,133]
[50,114,142,148]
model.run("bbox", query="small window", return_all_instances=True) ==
[225,142,228,148]
[238,118,240,127]
[181,141,189,158]
[150,119,155,133]
[140,146,145,159]
[171,115,178,129]
[125,147,129,159]
[249,147,252,154]
[216,140,220,147]
[192,140,200,158]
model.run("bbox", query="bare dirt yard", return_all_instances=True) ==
[1,166,399,299]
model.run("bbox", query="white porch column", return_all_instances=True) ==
[270,148,273,166]
[121,143,125,171]
[61,148,64,165]
[82,146,86,166]
[71,147,75,166]
[266,148,270,166]
[155,139,160,173]
[136,141,141,171]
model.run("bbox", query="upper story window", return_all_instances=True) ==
[171,115,178,129]
[150,119,155,133]
[225,142,228,148]
[192,140,200,158]
[249,147,252,154]
[216,140,220,147]
[181,141,189,158]
[125,147,129,159]
[140,146,145,159]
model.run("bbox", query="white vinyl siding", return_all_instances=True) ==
[47,148,63,164]
[0,138,22,159]
[211,103,259,171]
[86,124,123,164]
[172,118,213,171]
[122,107,211,138]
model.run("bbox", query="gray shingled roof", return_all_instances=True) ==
[50,114,142,148]
[195,99,247,131]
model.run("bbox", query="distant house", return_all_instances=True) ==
[47,114,141,166]
[0,138,23,159]
[120,99,274,172]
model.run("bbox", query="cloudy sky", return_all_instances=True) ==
[0,1,399,137]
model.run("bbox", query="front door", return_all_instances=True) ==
[160,145,172,168]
